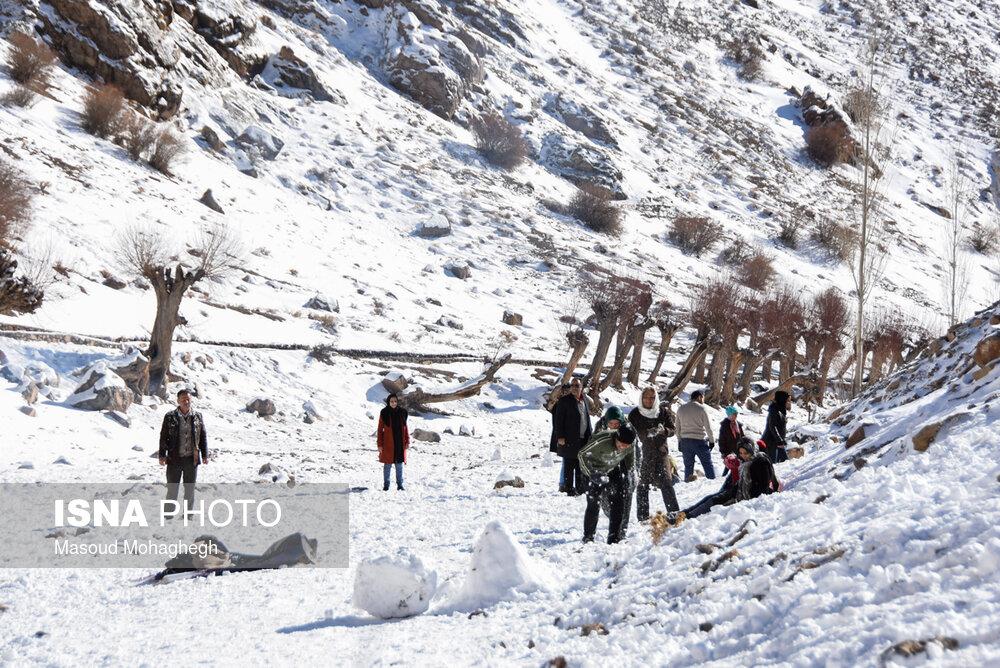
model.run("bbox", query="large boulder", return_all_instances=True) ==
[973,333,1000,368]
[539,134,625,200]
[68,362,133,412]
[247,397,277,417]
[382,3,483,120]
[259,46,342,103]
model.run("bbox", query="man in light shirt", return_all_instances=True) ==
[674,390,716,481]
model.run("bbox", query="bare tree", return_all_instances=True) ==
[117,223,243,396]
[646,300,683,383]
[846,8,895,396]
[942,150,970,327]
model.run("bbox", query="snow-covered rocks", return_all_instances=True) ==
[493,473,524,491]
[304,295,338,313]
[352,553,438,619]
[456,521,551,607]
[381,371,408,394]
[235,126,285,161]
[67,362,132,413]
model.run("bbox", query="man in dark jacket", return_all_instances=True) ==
[553,378,592,496]
[761,391,790,463]
[158,389,209,517]
[548,383,572,492]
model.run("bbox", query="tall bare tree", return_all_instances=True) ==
[847,9,894,395]
[942,150,970,327]
[117,223,243,396]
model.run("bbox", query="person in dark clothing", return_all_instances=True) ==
[762,391,791,463]
[548,383,572,492]
[739,439,781,500]
[553,378,593,496]
[718,405,745,458]
[377,393,410,490]
[681,453,743,519]
[158,389,209,518]
[629,386,679,521]
[580,425,636,544]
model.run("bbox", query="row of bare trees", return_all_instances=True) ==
[553,266,926,412]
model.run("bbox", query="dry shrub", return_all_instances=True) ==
[968,223,998,255]
[7,33,58,91]
[669,216,723,257]
[82,83,126,138]
[470,112,529,171]
[759,283,805,341]
[720,238,753,265]
[568,184,623,236]
[120,113,159,161]
[0,159,33,240]
[811,217,854,262]
[805,124,853,167]
[737,252,775,291]
[0,84,37,109]
[0,246,44,315]
[777,215,803,248]
[149,125,189,176]
[807,287,849,344]
[841,87,882,124]
[726,39,765,81]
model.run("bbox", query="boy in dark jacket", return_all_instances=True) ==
[580,425,636,544]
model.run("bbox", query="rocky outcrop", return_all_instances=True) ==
[382,2,484,120]
[544,94,617,147]
[173,0,269,77]
[260,46,341,103]
[106,348,150,398]
[539,134,625,200]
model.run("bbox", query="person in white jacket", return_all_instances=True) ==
[674,390,716,481]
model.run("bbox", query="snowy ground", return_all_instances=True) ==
[2,334,1000,666]
[3,0,1000,663]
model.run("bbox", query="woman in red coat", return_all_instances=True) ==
[377,394,410,490]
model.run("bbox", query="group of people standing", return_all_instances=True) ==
[549,382,791,544]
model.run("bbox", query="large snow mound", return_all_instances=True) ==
[457,520,552,607]
[352,553,438,619]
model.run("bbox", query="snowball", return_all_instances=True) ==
[457,521,551,606]
[352,554,437,619]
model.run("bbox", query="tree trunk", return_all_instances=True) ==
[399,354,511,411]
[663,336,711,406]
[735,349,773,404]
[762,357,773,382]
[146,265,199,397]
[693,356,707,384]
[748,369,816,413]
[583,316,617,401]
[556,330,590,389]
[720,348,745,407]
[815,341,843,406]
[703,346,727,406]
[626,322,653,386]
[647,323,680,383]
[600,318,635,392]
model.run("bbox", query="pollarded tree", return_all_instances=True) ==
[117,223,242,396]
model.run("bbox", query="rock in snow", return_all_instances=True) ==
[353,554,438,619]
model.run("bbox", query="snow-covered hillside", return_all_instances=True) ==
[3,0,1000,664]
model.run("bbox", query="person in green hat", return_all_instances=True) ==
[579,424,637,544]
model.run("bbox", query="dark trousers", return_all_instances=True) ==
[637,448,679,520]
[584,468,628,544]
[684,488,734,519]
[563,451,588,495]
[763,441,788,464]
[165,461,198,514]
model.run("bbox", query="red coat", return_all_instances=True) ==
[377,411,410,464]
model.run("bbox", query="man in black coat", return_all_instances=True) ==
[552,378,592,496]
[158,389,209,517]
[761,390,790,463]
